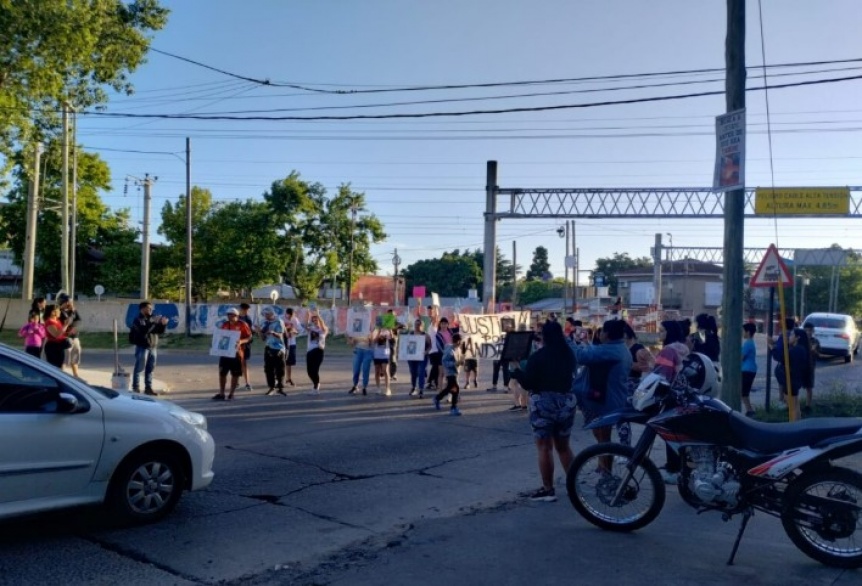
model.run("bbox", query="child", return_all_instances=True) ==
[462,337,478,389]
[434,333,464,416]
[18,311,46,358]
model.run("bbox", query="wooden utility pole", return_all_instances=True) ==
[721,0,746,411]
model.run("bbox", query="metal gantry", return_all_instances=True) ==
[495,187,862,219]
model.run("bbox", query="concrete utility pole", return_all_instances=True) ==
[347,203,357,305]
[483,161,498,312]
[571,220,577,313]
[721,0,746,411]
[22,143,43,300]
[130,174,157,300]
[653,233,663,310]
[185,137,193,337]
[69,112,78,300]
[511,240,518,306]
[61,105,70,294]
[564,222,570,314]
[392,248,401,305]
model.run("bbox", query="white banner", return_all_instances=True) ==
[456,311,531,360]
[713,108,746,192]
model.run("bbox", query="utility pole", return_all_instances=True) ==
[61,105,70,294]
[347,202,357,305]
[571,220,577,314]
[483,161,498,312]
[69,111,78,300]
[22,143,43,300]
[392,248,401,305]
[185,137,193,336]
[653,233,663,312]
[721,0,746,411]
[511,240,518,307]
[129,174,157,300]
[564,222,570,314]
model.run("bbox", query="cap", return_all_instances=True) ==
[262,307,274,315]
[226,308,239,315]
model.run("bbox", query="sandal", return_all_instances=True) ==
[212,393,226,401]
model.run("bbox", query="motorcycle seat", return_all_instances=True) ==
[729,411,862,454]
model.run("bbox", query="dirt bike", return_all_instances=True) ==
[565,353,862,568]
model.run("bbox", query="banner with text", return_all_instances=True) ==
[456,311,532,360]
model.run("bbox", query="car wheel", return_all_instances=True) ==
[107,449,186,525]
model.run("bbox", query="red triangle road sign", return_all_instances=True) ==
[749,244,794,288]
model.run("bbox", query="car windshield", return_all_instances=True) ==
[0,343,118,398]
[805,317,848,329]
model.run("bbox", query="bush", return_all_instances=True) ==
[755,382,862,422]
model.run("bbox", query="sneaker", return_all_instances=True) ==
[418,392,424,399]
[348,386,358,395]
[362,387,367,396]
[144,388,157,396]
[277,388,287,396]
[486,386,498,393]
[433,397,441,411]
[287,379,295,387]
[450,407,462,416]
[409,388,417,396]
[244,383,253,391]
[211,393,226,401]
[391,375,398,382]
[508,405,521,411]
[520,405,528,411]
[660,469,679,485]
[384,387,392,396]
[265,388,275,396]
[527,487,557,502]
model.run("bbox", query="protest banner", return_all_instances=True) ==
[456,311,531,360]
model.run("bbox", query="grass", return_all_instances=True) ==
[0,329,354,356]
[755,381,862,422]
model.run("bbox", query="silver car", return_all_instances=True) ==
[802,312,861,363]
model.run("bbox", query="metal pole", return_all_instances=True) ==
[834,266,841,312]
[141,175,152,300]
[70,111,78,300]
[22,143,42,300]
[483,161,498,312]
[765,287,774,411]
[61,105,70,293]
[571,220,577,314]
[564,222,570,314]
[392,248,401,305]
[511,240,518,306]
[653,233,663,311]
[348,204,356,305]
[185,137,192,337]
[720,0,746,411]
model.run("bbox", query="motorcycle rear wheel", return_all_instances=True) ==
[566,442,665,532]
[781,467,862,568]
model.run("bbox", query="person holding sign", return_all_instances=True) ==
[305,309,329,394]
[371,317,393,396]
[213,308,252,401]
[348,318,374,396]
[259,308,286,396]
[407,318,433,398]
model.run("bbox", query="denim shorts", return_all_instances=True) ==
[529,392,577,439]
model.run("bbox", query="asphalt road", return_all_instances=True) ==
[1,338,861,585]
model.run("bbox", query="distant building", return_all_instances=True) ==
[0,249,21,295]
[352,275,401,305]
[617,259,723,317]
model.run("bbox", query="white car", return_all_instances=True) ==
[0,343,215,524]
[802,312,861,363]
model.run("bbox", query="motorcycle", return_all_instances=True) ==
[565,353,862,568]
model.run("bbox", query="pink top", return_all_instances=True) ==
[19,322,46,348]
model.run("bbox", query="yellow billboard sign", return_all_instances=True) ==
[754,187,850,215]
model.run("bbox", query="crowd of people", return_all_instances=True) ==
[14,297,816,503]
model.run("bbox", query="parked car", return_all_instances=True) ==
[801,312,861,363]
[0,343,214,524]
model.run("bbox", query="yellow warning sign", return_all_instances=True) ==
[754,187,850,215]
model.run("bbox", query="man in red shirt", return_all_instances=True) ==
[213,307,253,401]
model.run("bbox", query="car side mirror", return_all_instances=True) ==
[57,392,80,414]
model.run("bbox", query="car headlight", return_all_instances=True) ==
[170,409,208,430]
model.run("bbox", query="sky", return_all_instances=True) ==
[72,0,862,291]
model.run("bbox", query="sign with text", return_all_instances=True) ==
[750,244,793,288]
[754,187,850,215]
[456,311,531,360]
[713,109,746,192]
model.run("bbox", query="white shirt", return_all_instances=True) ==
[307,325,326,351]
[284,315,303,347]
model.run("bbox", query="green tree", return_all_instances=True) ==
[0,144,137,294]
[402,251,483,298]
[516,278,565,306]
[463,247,518,296]
[156,186,214,299]
[798,247,862,317]
[0,1,168,165]
[526,246,551,281]
[594,252,653,296]
[263,173,386,300]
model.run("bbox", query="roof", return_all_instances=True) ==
[616,259,722,277]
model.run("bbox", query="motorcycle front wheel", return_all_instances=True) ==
[566,442,665,532]
[781,467,862,568]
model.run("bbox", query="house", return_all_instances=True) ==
[352,275,400,305]
[616,259,723,317]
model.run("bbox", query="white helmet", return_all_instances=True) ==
[632,373,666,411]
[680,352,717,394]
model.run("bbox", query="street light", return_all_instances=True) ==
[392,249,401,305]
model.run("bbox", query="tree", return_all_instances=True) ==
[156,186,214,299]
[593,252,653,296]
[0,1,168,165]
[402,251,483,298]
[0,144,138,294]
[263,173,386,300]
[463,247,518,294]
[526,246,551,281]
[517,278,564,306]
[797,247,862,317]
